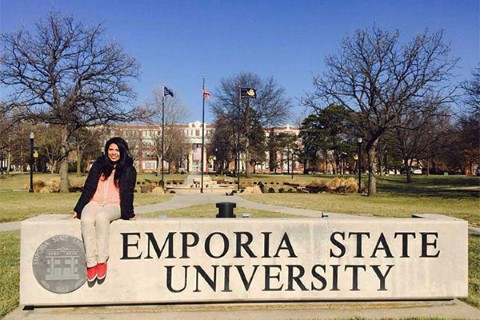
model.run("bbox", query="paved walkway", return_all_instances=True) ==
[135,193,363,218]
[4,300,480,320]
[2,193,479,234]
[0,194,354,233]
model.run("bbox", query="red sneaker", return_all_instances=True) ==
[97,263,107,280]
[86,266,97,282]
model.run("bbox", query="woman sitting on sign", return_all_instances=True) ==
[72,137,137,283]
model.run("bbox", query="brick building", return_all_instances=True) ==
[106,121,302,174]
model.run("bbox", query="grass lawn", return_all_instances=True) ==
[466,235,480,308]
[0,191,173,223]
[0,173,173,223]
[0,231,20,317]
[242,174,480,227]
[242,192,479,226]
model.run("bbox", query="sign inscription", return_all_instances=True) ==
[119,229,441,294]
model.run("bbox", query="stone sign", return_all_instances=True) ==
[20,215,468,306]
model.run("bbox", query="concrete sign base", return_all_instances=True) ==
[20,215,468,306]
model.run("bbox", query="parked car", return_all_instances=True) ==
[412,168,423,175]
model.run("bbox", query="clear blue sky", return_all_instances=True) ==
[1,0,478,124]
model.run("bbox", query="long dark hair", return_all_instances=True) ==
[100,137,133,187]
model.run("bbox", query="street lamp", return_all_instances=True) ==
[29,132,35,193]
[357,138,363,193]
[385,150,388,175]
[214,148,218,174]
[290,144,295,179]
[0,151,4,174]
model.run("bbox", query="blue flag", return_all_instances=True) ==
[164,86,174,97]
[241,87,256,99]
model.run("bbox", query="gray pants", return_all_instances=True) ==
[81,202,121,268]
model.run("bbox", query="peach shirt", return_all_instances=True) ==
[91,170,120,205]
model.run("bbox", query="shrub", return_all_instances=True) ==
[24,178,57,193]
[47,178,60,193]
[140,183,156,193]
[39,186,52,193]
[308,179,328,188]
[345,177,359,193]
[241,181,253,187]
[152,187,165,194]
[242,186,262,194]
[257,182,265,193]
[69,180,84,193]
[327,177,344,190]
[325,177,359,193]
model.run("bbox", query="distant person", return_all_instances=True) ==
[72,137,137,283]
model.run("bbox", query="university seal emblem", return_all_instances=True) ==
[32,235,86,293]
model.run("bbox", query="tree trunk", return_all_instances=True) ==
[378,153,383,177]
[5,148,12,175]
[426,157,430,176]
[156,155,161,176]
[59,157,69,192]
[244,143,250,178]
[59,129,70,193]
[76,144,83,176]
[366,139,378,196]
[51,160,57,174]
[405,159,412,183]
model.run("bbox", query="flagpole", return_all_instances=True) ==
[201,77,205,193]
[161,84,165,190]
[237,86,241,191]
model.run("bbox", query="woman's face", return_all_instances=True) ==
[107,143,120,163]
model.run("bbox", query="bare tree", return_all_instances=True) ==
[391,104,451,182]
[146,87,190,175]
[209,115,237,174]
[455,65,480,175]
[462,64,480,116]
[34,124,64,173]
[307,27,457,195]
[211,72,291,176]
[0,109,14,174]
[0,112,31,174]
[71,127,107,175]
[0,12,146,191]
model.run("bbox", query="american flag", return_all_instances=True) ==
[203,89,211,99]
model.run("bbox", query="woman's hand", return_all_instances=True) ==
[72,211,78,219]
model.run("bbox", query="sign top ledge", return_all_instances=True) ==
[22,214,468,225]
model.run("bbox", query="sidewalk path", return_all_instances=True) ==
[0,194,338,233]
[1,193,480,234]
[134,193,362,219]
[4,299,480,320]
[0,221,20,232]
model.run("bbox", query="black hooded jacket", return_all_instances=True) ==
[73,156,136,220]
